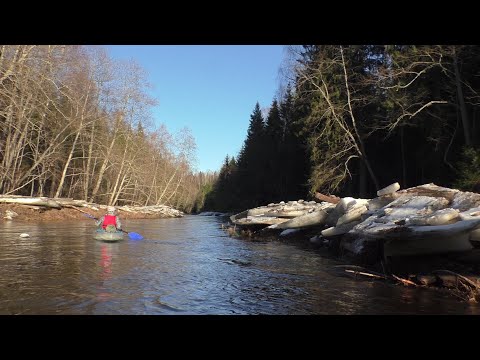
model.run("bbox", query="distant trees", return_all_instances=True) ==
[203,155,237,212]
[204,90,310,211]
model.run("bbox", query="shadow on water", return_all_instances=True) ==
[0,215,479,314]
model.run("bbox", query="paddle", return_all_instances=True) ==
[81,212,144,240]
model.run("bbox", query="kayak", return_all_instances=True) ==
[94,229,125,242]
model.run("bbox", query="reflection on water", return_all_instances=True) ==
[98,244,113,302]
[100,244,112,277]
[0,215,479,314]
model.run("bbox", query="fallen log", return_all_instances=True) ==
[52,198,88,207]
[0,196,61,209]
[314,192,340,204]
[345,269,386,280]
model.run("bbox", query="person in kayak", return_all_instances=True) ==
[96,206,122,232]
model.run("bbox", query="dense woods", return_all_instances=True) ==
[205,45,480,212]
[0,45,216,213]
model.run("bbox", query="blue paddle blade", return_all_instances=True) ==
[128,232,143,240]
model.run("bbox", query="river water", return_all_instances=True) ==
[0,215,478,315]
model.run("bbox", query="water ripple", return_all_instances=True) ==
[0,215,478,314]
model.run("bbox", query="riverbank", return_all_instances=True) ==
[222,220,480,302]
[0,196,184,222]
[222,183,480,302]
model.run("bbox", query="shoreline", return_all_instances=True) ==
[222,222,480,302]
[0,203,182,223]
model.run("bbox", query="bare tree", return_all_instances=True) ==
[295,45,379,192]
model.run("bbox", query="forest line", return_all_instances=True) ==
[2,45,479,215]
[205,45,480,212]
[0,45,215,213]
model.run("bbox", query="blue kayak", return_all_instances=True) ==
[94,229,125,242]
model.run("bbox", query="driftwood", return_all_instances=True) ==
[391,274,418,287]
[52,198,89,207]
[334,265,388,280]
[314,192,340,204]
[0,196,61,209]
[345,269,386,280]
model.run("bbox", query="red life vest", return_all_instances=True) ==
[102,215,117,229]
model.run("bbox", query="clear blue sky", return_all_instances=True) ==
[105,45,286,173]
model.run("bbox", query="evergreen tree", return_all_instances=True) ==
[264,99,284,202]
[281,85,310,200]
[236,102,267,209]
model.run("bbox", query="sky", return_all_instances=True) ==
[105,45,286,173]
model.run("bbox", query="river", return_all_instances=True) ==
[0,215,478,314]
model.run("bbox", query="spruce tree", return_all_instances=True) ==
[236,102,266,209]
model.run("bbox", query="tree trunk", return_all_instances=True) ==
[83,121,96,201]
[0,196,61,208]
[108,145,128,205]
[144,158,159,206]
[112,173,128,205]
[55,129,81,198]
[359,159,367,198]
[156,166,179,205]
[400,127,407,188]
[89,122,119,203]
[453,47,471,146]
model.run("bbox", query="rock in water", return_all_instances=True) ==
[19,233,30,238]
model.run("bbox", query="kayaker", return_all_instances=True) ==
[96,206,122,232]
